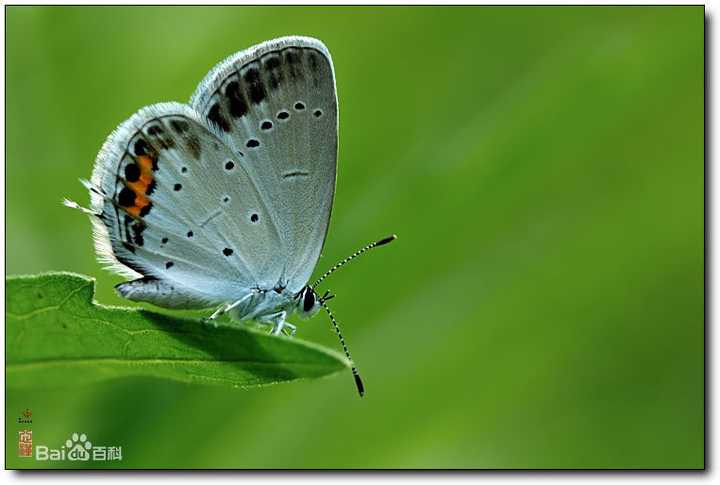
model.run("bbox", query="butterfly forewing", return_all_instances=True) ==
[190,36,338,293]
[90,102,281,302]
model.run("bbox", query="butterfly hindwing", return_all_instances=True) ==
[90,102,281,305]
[190,36,338,293]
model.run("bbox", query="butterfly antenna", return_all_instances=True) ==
[320,298,365,397]
[312,234,397,289]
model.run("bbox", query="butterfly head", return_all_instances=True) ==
[295,286,332,319]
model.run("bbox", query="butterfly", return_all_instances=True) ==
[64,36,396,396]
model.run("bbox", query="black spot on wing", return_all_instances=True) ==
[119,187,135,207]
[170,119,189,134]
[121,214,134,246]
[285,49,303,79]
[308,52,319,72]
[208,103,231,132]
[147,125,164,136]
[225,81,248,118]
[139,203,152,217]
[243,66,266,105]
[307,50,325,87]
[146,123,176,150]
[264,55,283,90]
[186,135,201,160]
[244,66,260,83]
[131,222,146,246]
[134,138,150,157]
[124,163,140,182]
[282,170,310,179]
[265,55,281,69]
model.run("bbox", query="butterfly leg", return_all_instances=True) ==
[258,311,296,336]
[206,306,226,323]
[281,321,297,337]
[206,292,254,322]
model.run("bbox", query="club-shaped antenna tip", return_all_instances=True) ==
[377,234,397,246]
[353,372,365,397]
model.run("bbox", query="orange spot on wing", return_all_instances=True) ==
[124,195,150,218]
[128,180,148,194]
[137,155,154,174]
[121,154,156,218]
[132,155,155,194]
[135,192,150,208]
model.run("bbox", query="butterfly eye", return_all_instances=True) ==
[302,288,315,312]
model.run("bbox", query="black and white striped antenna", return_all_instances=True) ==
[313,234,397,289]
[319,297,365,396]
[313,234,397,397]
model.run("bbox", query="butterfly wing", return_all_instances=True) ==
[89,102,283,306]
[190,36,338,293]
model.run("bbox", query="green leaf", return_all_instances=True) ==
[6,272,350,390]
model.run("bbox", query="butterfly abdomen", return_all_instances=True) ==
[115,276,217,309]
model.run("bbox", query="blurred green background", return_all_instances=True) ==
[5,6,703,468]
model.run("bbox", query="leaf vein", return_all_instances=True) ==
[7,357,339,371]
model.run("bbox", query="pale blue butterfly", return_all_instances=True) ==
[65,36,396,396]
